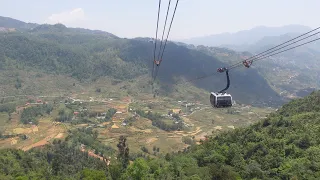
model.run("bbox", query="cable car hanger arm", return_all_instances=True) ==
[217,67,230,93]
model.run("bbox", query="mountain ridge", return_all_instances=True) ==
[181,24,312,47]
[0,16,118,38]
[0,16,38,30]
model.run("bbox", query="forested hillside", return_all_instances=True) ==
[181,90,320,179]
[1,90,319,179]
[0,16,283,106]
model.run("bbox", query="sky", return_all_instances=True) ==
[0,0,319,40]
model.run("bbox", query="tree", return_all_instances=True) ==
[80,168,106,180]
[209,165,240,180]
[15,77,22,89]
[105,108,117,121]
[108,163,122,180]
[122,158,150,180]
[117,136,129,169]
[141,146,149,154]
[165,153,171,161]
[21,134,27,140]
[93,130,98,140]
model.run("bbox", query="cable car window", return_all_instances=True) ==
[217,96,231,101]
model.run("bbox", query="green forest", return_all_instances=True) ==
[20,104,53,125]
[1,91,319,179]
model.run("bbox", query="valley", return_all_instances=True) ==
[0,89,274,155]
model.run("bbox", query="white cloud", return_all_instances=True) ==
[45,8,86,25]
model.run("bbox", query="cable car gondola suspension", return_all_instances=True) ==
[210,67,233,108]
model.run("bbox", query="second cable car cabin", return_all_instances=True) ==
[210,67,233,108]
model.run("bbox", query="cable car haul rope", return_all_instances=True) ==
[152,0,180,82]
[151,2,320,107]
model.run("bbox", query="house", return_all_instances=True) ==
[172,109,182,114]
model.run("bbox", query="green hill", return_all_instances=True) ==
[0,16,283,106]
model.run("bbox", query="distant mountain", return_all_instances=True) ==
[224,33,320,53]
[182,25,312,47]
[0,16,38,30]
[0,16,117,37]
[31,24,118,38]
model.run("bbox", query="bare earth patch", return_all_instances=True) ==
[22,134,55,151]
[130,126,153,133]
[112,124,119,129]
[55,133,64,139]
[12,128,28,134]
[11,138,18,145]
[146,137,158,144]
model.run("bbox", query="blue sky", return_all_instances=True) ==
[1,0,319,39]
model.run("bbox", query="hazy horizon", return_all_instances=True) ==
[1,0,319,40]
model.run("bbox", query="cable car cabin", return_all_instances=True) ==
[210,92,232,108]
